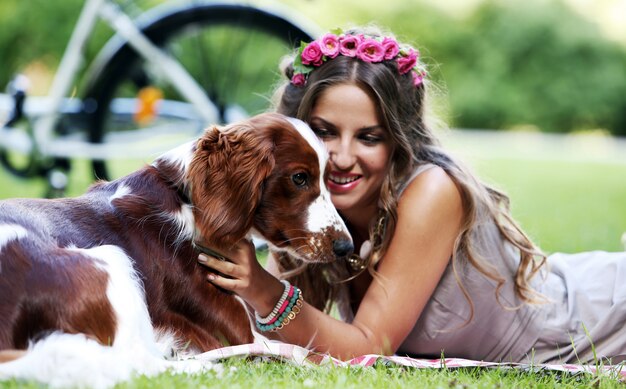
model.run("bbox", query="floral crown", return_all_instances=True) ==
[291,29,427,88]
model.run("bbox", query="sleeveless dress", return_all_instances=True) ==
[338,164,626,364]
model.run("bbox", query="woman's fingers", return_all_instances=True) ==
[198,253,239,277]
[196,240,259,297]
[198,255,252,293]
[206,272,248,292]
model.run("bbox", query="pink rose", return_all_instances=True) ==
[339,34,360,57]
[356,38,385,63]
[301,41,324,66]
[397,48,418,74]
[412,71,424,87]
[381,37,400,60]
[291,73,306,86]
[319,33,340,58]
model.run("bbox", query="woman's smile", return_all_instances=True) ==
[327,172,362,192]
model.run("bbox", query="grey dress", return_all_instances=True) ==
[339,164,626,364]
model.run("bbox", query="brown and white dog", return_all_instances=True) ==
[0,113,352,387]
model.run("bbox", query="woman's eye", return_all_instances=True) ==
[360,134,383,144]
[291,172,308,187]
[312,127,333,138]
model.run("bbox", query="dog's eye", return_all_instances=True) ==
[291,172,308,187]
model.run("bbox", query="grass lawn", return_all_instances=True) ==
[1,130,625,388]
[2,357,625,388]
[441,129,626,254]
[476,159,626,253]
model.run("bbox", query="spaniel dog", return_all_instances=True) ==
[0,113,352,387]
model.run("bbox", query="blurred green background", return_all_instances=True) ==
[0,0,625,253]
[2,0,626,134]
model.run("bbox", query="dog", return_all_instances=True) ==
[0,113,353,387]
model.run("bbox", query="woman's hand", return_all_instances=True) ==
[197,240,284,317]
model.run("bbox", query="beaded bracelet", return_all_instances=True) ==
[255,280,291,324]
[257,287,299,331]
[264,286,295,326]
[257,290,302,332]
[271,291,304,332]
[256,286,304,332]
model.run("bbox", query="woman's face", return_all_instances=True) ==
[309,83,393,214]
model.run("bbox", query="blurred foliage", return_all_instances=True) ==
[346,0,626,135]
[0,0,625,134]
[436,0,626,135]
[0,1,95,79]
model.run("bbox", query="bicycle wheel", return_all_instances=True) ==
[82,1,317,180]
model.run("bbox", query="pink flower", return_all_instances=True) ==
[291,73,306,86]
[397,48,418,74]
[381,37,400,60]
[301,41,324,66]
[412,71,424,87]
[339,34,361,57]
[356,38,385,63]
[319,33,340,58]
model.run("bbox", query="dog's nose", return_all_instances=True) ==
[332,238,354,259]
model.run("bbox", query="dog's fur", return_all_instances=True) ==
[0,113,352,387]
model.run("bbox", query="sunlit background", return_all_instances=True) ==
[2,0,625,134]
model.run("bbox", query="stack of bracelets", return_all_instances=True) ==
[255,280,304,332]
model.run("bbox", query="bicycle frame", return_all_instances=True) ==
[7,0,219,160]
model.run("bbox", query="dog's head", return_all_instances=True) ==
[187,113,353,263]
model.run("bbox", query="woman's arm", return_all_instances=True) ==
[200,166,463,359]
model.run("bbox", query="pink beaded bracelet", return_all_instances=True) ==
[255,280,291,324]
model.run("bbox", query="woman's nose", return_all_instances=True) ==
[328,142,355,169]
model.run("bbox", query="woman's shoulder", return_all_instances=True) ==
[399,164,460,205]
[399,163,448,190]
[396,164,463,232]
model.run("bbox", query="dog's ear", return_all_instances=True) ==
[188,120,276,249]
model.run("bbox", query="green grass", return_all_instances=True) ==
[0,158,95,199]
[1,131,626,388]
[473,159,626,253]
[111,361,626,388]
[3,359,624,388]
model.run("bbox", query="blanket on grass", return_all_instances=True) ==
[192,342,626,379]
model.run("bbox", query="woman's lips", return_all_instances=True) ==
[327,172,361,193]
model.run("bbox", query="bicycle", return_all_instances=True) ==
[0,0,318,196]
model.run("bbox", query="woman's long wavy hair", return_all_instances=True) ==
[272,27,547,318]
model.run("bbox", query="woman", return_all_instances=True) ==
[198,27,626,363]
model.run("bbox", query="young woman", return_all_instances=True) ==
[198,27,626,363]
